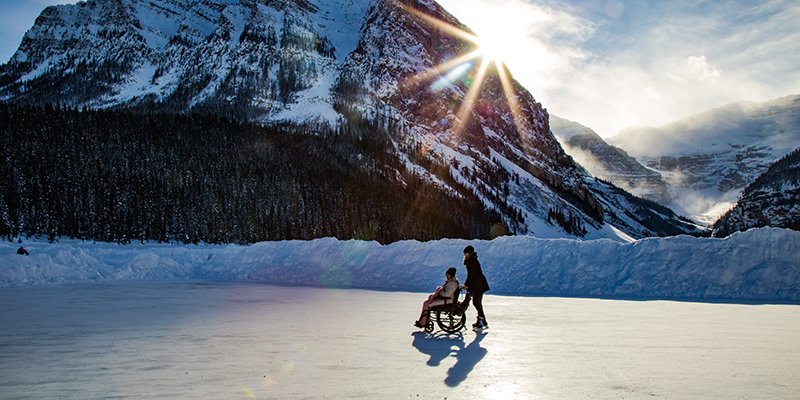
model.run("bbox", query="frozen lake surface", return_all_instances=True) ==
[1,282,799,399]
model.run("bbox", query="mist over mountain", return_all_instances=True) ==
[550,115,671,205]
[608,94,800,225]
[552,95,800,227]
[0,0,700,243]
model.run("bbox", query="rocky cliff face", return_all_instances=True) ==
[0,0,700,240]
[713,148,800,237]
[0,0,364,121]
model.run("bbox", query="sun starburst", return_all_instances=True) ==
[395,1,527,140]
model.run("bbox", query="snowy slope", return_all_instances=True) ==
[2,227,798,301]
[1,0,372,122]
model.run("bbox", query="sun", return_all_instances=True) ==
[474,32,514,66]
[395,0,531,140]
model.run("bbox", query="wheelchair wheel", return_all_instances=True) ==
[424,317,434,333]
[436,304,466,333]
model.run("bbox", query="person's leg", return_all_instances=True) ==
[417,310,430,326]
[418,299,443,326]
[472,292,485,322]
[417,299,431,325]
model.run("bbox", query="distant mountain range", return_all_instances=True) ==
[552,94,800,227]
[0,0,702,243]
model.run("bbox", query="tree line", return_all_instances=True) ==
[0,103,500,244]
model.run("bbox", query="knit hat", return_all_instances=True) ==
[463,245,475,254]
[446,267,457,277]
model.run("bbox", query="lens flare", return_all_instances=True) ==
[319,264,353,287]
[339,240,372,266]
[281,341,308,373]
[242,384,257,398]
[431,62,473,91]
[605,0,625,18]
[454,57,491,137]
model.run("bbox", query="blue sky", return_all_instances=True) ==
[1,0,799,137]
[0,1,67,61]
[439,0,800,137]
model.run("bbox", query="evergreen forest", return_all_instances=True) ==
[0,103,501,244]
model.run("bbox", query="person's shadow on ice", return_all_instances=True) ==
[411,331,464,366]
[410,331,487,387]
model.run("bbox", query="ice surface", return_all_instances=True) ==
[1,282,798,399]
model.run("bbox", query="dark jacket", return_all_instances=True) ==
[463,252,489,294]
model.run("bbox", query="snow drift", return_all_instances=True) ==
[1,227,798,302]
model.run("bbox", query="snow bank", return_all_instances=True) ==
[1,228,798,302]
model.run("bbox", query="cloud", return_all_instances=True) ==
[685,56,722,82]
[442,0,800,138]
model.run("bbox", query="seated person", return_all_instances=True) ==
[414,267,459,328]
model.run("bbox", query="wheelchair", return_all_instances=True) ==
[423,288,472,333]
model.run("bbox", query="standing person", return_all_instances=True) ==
[462,245,489,329]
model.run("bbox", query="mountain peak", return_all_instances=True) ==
[0,0,701,241]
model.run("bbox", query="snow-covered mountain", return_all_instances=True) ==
[606,95,800,225]
[0,0,369,121]
[0,0,700,241]
[552,95,800,226]
[713,148,800,237]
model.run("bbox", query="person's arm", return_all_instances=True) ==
[439,281,457,299]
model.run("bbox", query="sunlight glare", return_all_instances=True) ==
[394,0,561,144]
[475,31,515,66]
[437,0,569,97]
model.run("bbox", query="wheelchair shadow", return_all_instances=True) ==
[410,330,488,387]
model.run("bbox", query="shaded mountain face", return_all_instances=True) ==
[550,115,670,205]
[713,148,800,237]
[0,0,699,241]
